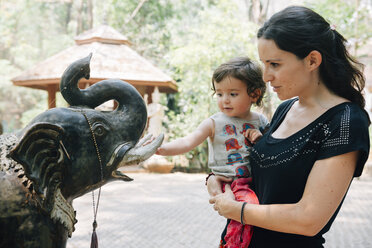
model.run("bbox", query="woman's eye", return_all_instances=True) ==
[271,63,279,68]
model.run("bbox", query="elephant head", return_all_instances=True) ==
[7,53,163,237]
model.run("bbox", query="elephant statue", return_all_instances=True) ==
[0,53,163,248]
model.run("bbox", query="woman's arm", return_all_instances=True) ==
[157,118,213,156]
[210,151,358,236]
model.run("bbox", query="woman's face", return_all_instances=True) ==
[257,38,312,100]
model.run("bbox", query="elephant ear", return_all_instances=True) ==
[9,123,69,199]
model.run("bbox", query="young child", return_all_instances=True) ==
[156,57,268,248]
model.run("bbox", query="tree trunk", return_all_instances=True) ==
[251,0,261,23]
[76,0,84,35]
[87,0,93,29]
[125,0,148,24]
[64,1,73,33]
[245,0,270,24]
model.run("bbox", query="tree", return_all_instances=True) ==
[244,0,270,24]
[76,0,94,34]
[162,0,260,170]
[306,0,372,57]
[0,0,370,169]
[0,0,81,131]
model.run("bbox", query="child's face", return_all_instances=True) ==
[214,77,257,119]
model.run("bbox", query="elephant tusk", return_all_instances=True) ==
[106,142,132,167]
[118,133,164,167]
[111,170,133,181]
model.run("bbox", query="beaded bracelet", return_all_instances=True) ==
[241,202,247,225]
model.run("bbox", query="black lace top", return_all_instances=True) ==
[249,98,370,248]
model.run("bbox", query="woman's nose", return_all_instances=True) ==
[263,68,273,83]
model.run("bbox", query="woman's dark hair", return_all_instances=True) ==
[212,57,266,106]
[257,6,366,108]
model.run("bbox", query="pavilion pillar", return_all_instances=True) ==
[146,86,154,104]
[47,85,57,109]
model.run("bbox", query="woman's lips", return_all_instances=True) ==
[272,86,280,92]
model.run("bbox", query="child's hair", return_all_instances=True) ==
[212,57,266,106]
[257,6,366,108]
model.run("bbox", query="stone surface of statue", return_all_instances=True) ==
[0,54,163,248]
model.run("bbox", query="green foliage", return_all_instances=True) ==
[0,0,74,131]
[97,0,176,64]
[0,0,370,169]
[162,0,259,170]
[306,0,372,55]
[0,0,74,67]
[0,59,46,132]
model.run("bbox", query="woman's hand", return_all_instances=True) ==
[206,175,233,196]
[209,184,238,219]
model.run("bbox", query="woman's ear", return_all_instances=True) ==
[306,50,322,71]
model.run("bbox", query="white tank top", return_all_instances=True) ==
[207,112,268,178]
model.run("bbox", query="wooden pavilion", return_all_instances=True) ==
[11,25,177,108]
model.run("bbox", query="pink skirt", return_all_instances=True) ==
[221,177,259,248]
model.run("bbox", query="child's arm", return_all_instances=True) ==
[157,118,214,156]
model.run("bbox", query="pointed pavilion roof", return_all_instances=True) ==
[11,25,177,99]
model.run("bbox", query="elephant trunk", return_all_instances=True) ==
[60,53,92,107]
[59,53,147,135]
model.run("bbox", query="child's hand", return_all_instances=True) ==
[244,129,263,144]
[155,146,165,155]
[207,175,233,197]
[142,134,156,146]
[141,135,165,155]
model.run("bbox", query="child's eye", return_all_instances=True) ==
[216,93,222,97]
[230,93,238,97]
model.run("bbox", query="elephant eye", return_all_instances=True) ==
[93,124,107,137]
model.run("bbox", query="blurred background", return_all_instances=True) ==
[1,0,371,173]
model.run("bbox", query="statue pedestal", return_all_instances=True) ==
[141,155,174,173]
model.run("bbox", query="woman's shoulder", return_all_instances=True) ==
[317,102,370,177]
[325,102,370,125]
[346,103,370,123]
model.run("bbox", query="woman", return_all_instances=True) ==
[208,5,370,248]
